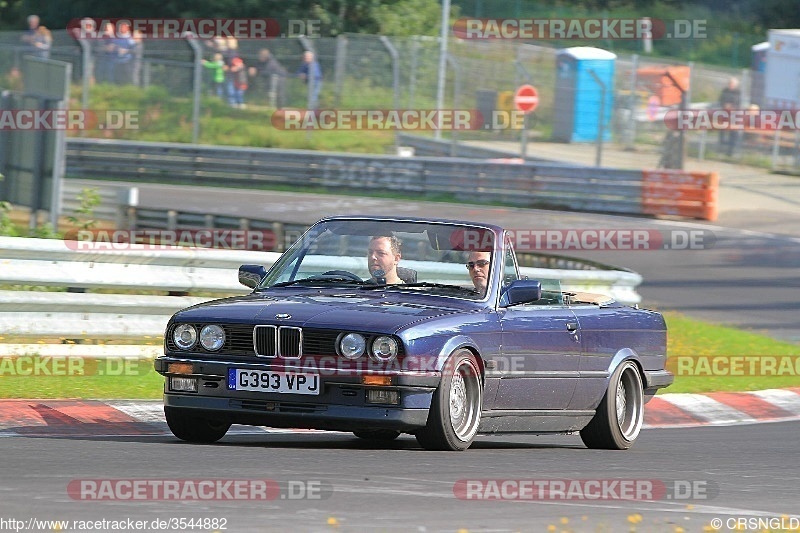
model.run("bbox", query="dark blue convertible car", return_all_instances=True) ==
[155,216,672,450]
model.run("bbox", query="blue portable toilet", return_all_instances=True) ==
[553,47,616,143]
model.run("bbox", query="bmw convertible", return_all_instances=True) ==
[155,216,672,450]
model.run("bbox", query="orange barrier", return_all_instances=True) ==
[641,170,719,221]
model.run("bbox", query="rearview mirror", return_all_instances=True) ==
[238,264,267,289]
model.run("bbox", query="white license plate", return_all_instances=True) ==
[228,368,320,395]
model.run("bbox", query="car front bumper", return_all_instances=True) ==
[155,356,438,432]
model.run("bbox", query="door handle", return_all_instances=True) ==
[566,322,578,332]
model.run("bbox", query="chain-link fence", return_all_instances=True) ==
[0,30,795,172]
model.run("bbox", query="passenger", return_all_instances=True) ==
[367,235,404,284]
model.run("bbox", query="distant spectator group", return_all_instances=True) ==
[15,15,323,110]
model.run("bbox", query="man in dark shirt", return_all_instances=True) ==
[718,77,741,156]
[248,48,288,107]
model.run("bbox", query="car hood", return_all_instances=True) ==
[172,290,473,333]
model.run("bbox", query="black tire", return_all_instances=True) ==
[352,429,401,441]
[580,361,644,450]
[165,407,231,444]
[415,350,482,451]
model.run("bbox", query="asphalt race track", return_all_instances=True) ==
[0,422,798,531]
[3,180,795,532]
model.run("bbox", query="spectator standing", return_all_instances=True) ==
[31,25,52,59]
[248,48,288,107]
[718,77,741,156]
[203,53,226,98]
[96,22,117,83]
[229,57,248,108]
[19,14,40,51]
[297,50,322,109]
[223,37,241,106]
[112,22,136,84]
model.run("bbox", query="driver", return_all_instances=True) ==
[367,234,404,284]
[466,250,491,295]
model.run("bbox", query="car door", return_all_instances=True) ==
[492,239,581,410]
[569,304,661,410]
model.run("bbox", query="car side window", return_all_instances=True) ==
[502,238,519,287]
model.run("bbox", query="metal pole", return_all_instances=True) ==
[446,54,459,156]
[30,96,45,230]
[333,35,347,107]
[588,69,606,167]
[434,0,451,140]
[625,54,638,150]
[408,37,419,108]
[663,70,686,169]
[379,36,400,153]
[185,34,202,144]
[77,39,91,138]
[520,113,528,159]
[78,39,91,111]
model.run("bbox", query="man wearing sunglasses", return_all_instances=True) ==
[465,251,491,295]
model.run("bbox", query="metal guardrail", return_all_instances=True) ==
[0,236,642,339]
[64,138,717,220]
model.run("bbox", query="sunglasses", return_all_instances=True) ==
[465,259,490,270]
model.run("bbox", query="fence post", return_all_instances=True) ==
[408,37,420,109]
[185,35,202,144]
[379,36,400,153]
[588,69,606,167]
[434,0,452,141]
[334,35,347,108]
[446,54,460,157]
[624,54,638,151]
[77,39,91,115]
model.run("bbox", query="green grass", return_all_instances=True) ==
[0,357,164,399]
[665,312,800,393]
[0,313,797,399]
[67,83,397,152]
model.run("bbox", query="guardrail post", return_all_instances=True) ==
[167,210,178,231]
[272,222,285,252]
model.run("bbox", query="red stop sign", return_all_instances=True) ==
[514,84,539,113]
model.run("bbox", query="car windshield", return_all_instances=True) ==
[258,219,496,300]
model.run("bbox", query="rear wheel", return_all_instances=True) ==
[416,350,482,451]
[353,429,401,441]
[580,361,644,450]
[165,407,231,443]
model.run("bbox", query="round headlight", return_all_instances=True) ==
[339,333,366,360]
[173,324,197,350]
[371,336,399,362]
[200,324,226,351]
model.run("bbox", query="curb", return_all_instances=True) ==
[1,389,799,438]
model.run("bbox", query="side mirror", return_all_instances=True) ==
[500,279,542,307]
[238,264,267,289]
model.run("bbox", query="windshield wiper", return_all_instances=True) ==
[361,282,479,295]
[271,276,369,288]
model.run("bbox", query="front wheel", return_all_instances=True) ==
[165,407,231,443]
[415,350,482,451]
[580,361,644,450]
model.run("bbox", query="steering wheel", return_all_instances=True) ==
[321,270,363,281]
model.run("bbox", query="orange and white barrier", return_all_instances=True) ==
[641,170,719,221]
